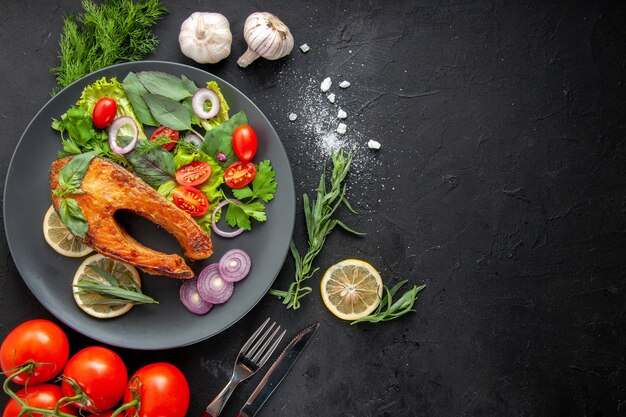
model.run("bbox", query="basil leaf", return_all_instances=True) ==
[181,75,198,95]
[123,72,158,127]
[201,110,248,167]
[126,139,176,188]
[58,151,97,191]
[142,93,192,131]
[137,71,192,102]
[59,198,89,238]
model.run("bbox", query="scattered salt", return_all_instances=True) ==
[337,108,347,119]
[336,123,347,134]
[367,139,381,149]
[327,93,336,103]
[320,77,332,92]
[339,80,351,88]
[288,113,298,121]
[300,43,310,53]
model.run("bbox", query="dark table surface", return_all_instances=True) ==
[1,1,625,416]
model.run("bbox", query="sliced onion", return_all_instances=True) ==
[182,133,203,147]
[219,249,251,282]
[180,277,214,315]
[216,153,227,162]
[108,116,138,154]
[192,88,220,119]
[211,199,244,238]
[197,263,234,304]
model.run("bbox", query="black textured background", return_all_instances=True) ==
[1,1,625,416]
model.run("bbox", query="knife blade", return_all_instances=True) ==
[236,322,320,417]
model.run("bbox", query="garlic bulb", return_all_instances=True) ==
[179,12,232,64]
[237,12,294,68]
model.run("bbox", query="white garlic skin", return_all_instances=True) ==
[237,12,294,68]
[179,12,232,64]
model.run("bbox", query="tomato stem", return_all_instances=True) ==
[110,398,138,417]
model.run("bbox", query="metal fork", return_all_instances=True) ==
[201,318,286,417]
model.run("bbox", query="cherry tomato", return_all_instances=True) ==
[92,98,117,129]
[172,186,209,217]
[0,319,69,385]
[3,384,79,417]
[87,412,114,417]
[123,363,189,417]
[224,161,256,188]
[175,161,212,186]
[232,125,258,162]
[149,126,180,151]
[61,346,128,413]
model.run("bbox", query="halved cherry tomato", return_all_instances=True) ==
[232,125,258,162]
[3,384,79,417]
[92,97,117,129]
[149,126,179,151]
[0,319,69,385]
[123,363,189,417]
[224,161,256,188]
[175,161,212,186]
[61,346,128,412]
[172,186,209,217]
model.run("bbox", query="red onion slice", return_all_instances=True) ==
[211,199,244,238]
[192,88,220,119]
[197,263,234,304]
[180,277,213,315]
[108,116,138,154]
[219,249,251,282]
[182,133,203,147]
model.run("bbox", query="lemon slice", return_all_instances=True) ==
[72,254,140,319]
[43,206,93,257]
[320,259,384,321]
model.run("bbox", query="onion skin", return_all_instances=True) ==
[219,249,251,282]
[197,263,234,304]
[108,116,138,154]
[180,277,213,315]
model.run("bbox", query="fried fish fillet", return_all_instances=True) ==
[49,156,212,279]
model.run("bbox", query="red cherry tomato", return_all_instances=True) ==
[175,161,212,186]
[232,125,258,162]
[149,126,180,151]
[2,384,78,417]
[224,161,256,188]
[0,319,69,385]
[123,363,190,417]
[87,412,114,417]
[92,98,117,129]
[172,186,209,217]
[61,346,128,413]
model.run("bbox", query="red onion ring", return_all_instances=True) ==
[108,116,138,154]
[192,88,220,119]
[179,277,213,315]
[197,264,234,304]
[211,199,244,238]
[182,133,203,147]
[219,249,251,282]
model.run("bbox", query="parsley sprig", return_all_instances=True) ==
[270,149,364,309]
[351,281,426,324]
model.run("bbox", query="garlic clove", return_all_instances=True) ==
[237,12,294,68]
[179,12,232,64]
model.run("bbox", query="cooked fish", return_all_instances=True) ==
[49,156,212,279]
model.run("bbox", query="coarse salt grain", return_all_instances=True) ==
[337,108,347,119]
[300,43,310,53]
[289,113,298,121]
[367,139,381,149]
[320,77,332,92]
[327,93,336,103]
[337,123,347,134]
[339,80,350,88]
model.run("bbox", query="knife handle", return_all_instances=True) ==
[235,412,250,417]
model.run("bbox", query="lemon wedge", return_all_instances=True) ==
[42,205,93,257]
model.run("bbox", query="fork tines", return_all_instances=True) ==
[241,318,286,368]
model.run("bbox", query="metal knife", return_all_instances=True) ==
[235,322,320,417]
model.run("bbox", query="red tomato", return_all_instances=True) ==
[172,186,209,217]
[224,161,256,188]
[61,346,128,413]
[175,161,212,186]
[87,412,114,417]
[92,98,117,129]
[123,363,189,417]
[2,384,78,417]
[0,319,69,385]
[232,125,258,162]
[149,126,180,151]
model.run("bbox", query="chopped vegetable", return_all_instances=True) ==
[218,249,251,282]
[192,88,220,119]
[211,199,244,238]
[201,110,248,168]
[172,185,209,217]
[92,97,117,129]
[197,264,233,304]
[108,117,138,154]
[149,126,179,151]
[179,277,213,315]
[182,133,203,147]
[176,161,212,186]
[224,161,256,189]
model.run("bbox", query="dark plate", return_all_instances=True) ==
[3,61,295,350]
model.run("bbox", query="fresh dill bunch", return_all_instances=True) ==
[51,0,168,94]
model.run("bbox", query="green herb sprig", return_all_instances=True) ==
[52,0,168,94]
[74,265,158,305]
[351,281,426,324]
[270,149,364,309]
